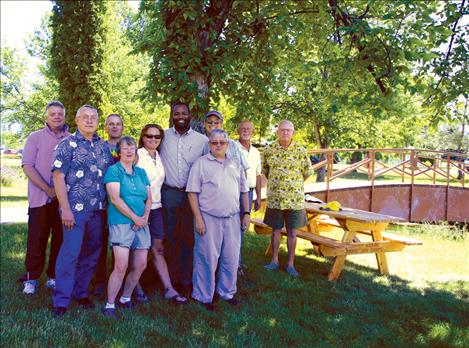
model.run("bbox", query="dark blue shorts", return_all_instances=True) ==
[149,208,165,240]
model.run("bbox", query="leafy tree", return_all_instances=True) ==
[132,0,319,129]
[1,46,28,118]
[50,0,111,127]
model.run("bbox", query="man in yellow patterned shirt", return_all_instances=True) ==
[262,120,311,277]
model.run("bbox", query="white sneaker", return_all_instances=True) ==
[46,278,56,289]
[23,280,37,295]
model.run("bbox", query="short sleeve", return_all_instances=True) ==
[186,158,202,193]
[104,164,122,184]
[240,168,248,193]
[51,138,72,174]
[22,132,38,167]
[256,150,262,175]
[239,147,249,172]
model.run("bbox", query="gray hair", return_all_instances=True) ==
[209,129,229,140]
[105,113,123,125]
[45,101,65,114]
[116,136,137,155]
[76,104,98,118]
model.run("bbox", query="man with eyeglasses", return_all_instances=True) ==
[159,101,207,297]
[51,105,114,316]
[203,110,249,174]
[187,129,250,310]
[262,120,311,277]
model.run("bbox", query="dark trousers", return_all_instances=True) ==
[93,213,110,286]
[53,210,103,308]
[25,200,63,280]
[161,186,194,286]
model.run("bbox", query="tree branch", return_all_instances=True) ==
[425,0,466,104]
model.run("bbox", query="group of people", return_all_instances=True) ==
[20,100,311,317]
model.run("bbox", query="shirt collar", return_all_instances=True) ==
[275,140,295,150]
[207,152,226,163]
[171,126,192,136]
[138,147,157,158]
[75,129,99,142]
[115,161,136,176]
[44,122,69,137]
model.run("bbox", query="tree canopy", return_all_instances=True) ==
[1,0,467,152]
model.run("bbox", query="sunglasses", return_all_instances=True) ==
[145,134,162,139]
[209,141,228,146]
[206,121,221,126]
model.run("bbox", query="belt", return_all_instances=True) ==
[163,184,186,192]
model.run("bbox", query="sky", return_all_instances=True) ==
[1,0,53,53]
[1,0,139,53]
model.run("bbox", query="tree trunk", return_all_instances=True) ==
[315,125,328,183]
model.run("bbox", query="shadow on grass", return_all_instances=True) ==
[1,223,468,347]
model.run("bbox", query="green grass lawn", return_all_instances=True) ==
[1,157,28,208]
[1,223,468,347]
[0,179,28,208]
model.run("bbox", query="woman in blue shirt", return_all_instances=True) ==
[102,136,151,317]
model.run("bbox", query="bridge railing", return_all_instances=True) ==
[306,148,468,210]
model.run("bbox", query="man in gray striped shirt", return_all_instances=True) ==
[159,101,207,296]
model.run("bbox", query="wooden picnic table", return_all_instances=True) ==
[252,202,422,281]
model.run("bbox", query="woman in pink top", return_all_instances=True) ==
[136,124,187,304]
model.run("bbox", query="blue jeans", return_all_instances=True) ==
[239,188,254,265]
[53,210,103,308]
[161,186,194,286]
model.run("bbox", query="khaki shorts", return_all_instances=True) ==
[263,208,307,230]
[109,224,151,250]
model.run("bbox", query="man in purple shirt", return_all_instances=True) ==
[187,129,250,310]
[21,101,69,295]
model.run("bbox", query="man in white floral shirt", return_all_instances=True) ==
[51,105,113,317]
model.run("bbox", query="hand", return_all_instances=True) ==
[61,209,75,230]
[132,215,147,230]
[195,216,205,235]
[241,214,251,232]
[46,186,56,199]
[254,197,261,211]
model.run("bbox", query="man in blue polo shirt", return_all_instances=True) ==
[51,105,113,317]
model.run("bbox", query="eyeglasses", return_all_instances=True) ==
[79,115,98,121]
[145,134,162,139]
[209,141,228,146]
[206,121,221,126]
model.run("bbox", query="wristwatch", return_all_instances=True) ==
[243,212,251,216]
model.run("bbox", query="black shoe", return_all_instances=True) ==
[226,297,239,306]
[117,300,134,309]
[52,307,67,317]
[76,298,95,309]
[102,307,116,317]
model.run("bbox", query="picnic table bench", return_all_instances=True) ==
[252,202,422,281]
